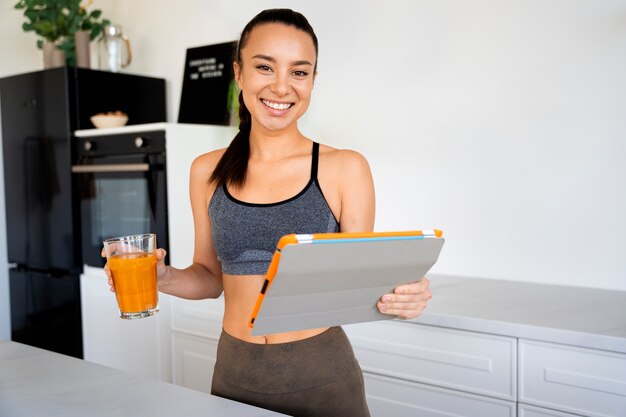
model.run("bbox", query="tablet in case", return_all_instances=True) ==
[249,230,445,336]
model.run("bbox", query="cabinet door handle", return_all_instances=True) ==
[71,163,150,173]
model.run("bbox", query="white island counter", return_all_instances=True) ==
[0,339,286,417]
[414,274,626,353]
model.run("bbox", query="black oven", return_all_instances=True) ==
[72,130,169,268]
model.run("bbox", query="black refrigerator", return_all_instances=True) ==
[0,67,166,358]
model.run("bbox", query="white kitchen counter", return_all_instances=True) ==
[0,339,286,417]
[412,274,626,353]
[74,122,229,137]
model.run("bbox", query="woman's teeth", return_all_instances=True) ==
[262,99,292,110]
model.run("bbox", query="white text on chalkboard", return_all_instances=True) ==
[189,57,226,80]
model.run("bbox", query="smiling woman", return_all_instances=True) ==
[102,8,432,417]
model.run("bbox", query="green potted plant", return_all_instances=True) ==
[14,0,110,67]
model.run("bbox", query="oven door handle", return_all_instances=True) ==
[71,163,150,173]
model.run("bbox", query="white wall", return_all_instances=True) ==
[0,0,624,333]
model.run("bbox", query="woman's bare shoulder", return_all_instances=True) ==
[190,147,228,178]
[318,143,371,175]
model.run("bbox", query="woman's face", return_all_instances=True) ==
[234,23,317,134]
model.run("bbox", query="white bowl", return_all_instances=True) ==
[90,114,129,129]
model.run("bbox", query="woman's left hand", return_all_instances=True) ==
[377,277,432,320]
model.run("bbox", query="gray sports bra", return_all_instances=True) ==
[209,142,340,275]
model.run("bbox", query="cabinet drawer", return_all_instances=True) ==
[345,321,517,400]
[519,340,626,417]
[364,373,515,417]
[172,332,218,394]
[171,296,224,340]
[518,404,582,417]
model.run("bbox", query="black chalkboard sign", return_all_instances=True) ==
[177,41,238,125]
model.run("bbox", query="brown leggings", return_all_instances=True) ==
[211,327,371,417]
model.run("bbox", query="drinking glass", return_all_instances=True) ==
[103,233,158,319]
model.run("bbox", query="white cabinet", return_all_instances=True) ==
[519,339,626,417]
[345,320,626,417]
[170,297,224,393]
[345,321,517,417]
[80,266,171,382]
[346,320,517,400]
[365,373,516,417]
[172,330,218,393]
[518,404,582,417]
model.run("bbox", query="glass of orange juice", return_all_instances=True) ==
[103,233,158,319]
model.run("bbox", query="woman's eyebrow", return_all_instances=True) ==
[252,54,313,67]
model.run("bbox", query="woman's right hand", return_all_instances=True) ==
[100,248,169,292]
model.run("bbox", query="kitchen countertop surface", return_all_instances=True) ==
[0,340,286,417]
[411,274,626,353]
[74,122,236,137]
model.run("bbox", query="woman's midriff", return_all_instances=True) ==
[222,273,329,344]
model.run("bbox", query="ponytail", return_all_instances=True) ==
[209,92,251,189]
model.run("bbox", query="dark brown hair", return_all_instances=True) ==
[209,9,319,189]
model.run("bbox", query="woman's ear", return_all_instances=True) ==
[233,61,243,90]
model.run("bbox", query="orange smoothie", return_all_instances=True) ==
[109,252,158,313]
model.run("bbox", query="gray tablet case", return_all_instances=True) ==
[250,236,445,335]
